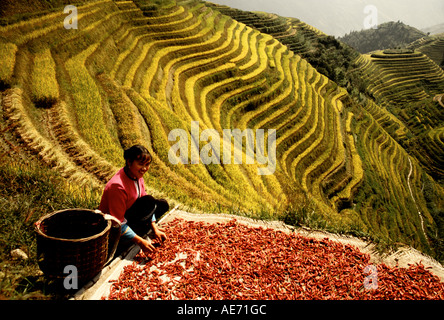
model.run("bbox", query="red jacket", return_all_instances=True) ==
[99,168,147,223]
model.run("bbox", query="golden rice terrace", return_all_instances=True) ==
[1,0,443,262]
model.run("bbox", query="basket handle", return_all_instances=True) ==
[95,210,121,265]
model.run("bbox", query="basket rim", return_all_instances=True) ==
[35,208,111,243]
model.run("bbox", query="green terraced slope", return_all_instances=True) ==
[408,35,444,67]
[354,50,444,181]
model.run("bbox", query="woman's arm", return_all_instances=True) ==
[102,183,127,222]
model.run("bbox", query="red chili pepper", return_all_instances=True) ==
[105,218,444,300]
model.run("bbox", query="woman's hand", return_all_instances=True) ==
[151,223,167,242]
[153,229,167,242]
[133,235,156,253]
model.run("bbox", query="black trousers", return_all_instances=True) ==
[125,195,169,235]
[115,195,169,256]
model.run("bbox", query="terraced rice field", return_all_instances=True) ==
[358,51,444,107]
[0,0,443,263]
[408,35,444,66]
[355,50,444,181]
[205,3,325,57]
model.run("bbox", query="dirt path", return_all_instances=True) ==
[165,65,175,110]
[73,208,444,300]
[407,157,427,240]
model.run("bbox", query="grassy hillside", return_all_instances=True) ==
[340,21,427,54]
[1,0,443,298]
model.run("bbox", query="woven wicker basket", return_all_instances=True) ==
[35,209,120,285]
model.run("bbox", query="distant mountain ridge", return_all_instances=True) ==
[339,21,426,53]
[209,0,444,38]
[422,23,444,36]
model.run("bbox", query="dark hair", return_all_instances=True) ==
[124,145,152,165]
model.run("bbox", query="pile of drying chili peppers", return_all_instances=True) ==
[105,219,444,300]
